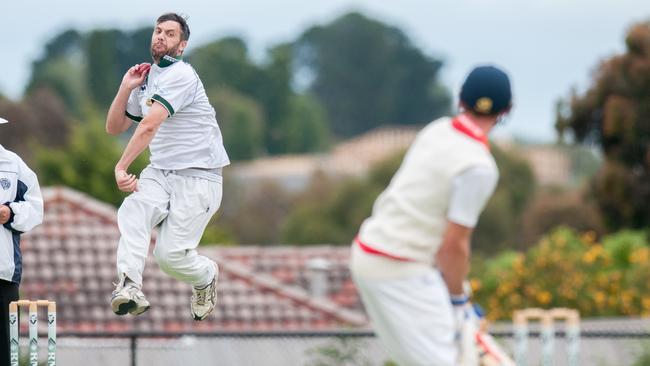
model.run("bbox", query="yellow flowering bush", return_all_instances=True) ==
[471,227,650,320]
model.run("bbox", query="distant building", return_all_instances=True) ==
[231,126,598,192]
[520,145,573,187]
[230,126,419,192]
[511,143,600,187]
[327,126,419,177]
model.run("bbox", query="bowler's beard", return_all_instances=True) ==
[151,42,182,63]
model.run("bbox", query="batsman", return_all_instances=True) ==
[105,13,229,320]
[350,65,512,365]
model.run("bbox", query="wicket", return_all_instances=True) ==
[513,308,580,366]
[8,299,56,366]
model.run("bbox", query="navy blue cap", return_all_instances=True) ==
[460,65,512,115]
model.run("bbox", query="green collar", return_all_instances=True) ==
[157,55,182,68]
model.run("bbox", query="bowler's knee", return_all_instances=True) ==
[153,246,185,273]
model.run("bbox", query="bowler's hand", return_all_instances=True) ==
[120,63,151,90]
[115,169,138,193]
[0,205,10,225]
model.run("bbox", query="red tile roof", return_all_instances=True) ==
[19,187,367,334]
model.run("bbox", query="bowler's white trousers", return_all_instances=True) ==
[116,166,221,288]
[350,244,457,366]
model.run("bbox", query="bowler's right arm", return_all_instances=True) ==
[106,64,149,135]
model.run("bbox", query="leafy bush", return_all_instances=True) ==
[472,227,650,320]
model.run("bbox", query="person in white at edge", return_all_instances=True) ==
[105,13,229,320]
[350,66,512,365]
[0,117,44,365]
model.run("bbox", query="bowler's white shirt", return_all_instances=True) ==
[126,57,230,170]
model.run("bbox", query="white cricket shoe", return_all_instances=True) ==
[191,263,218,321]
[111,276,151,316]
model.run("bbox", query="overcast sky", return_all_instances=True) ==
[3,0,650,142]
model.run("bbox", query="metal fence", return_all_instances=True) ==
[19,320,650,366]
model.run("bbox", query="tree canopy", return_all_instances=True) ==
[22,12,451,162]
[282,144,536,251]
[293,12,451,137]
[556,21,650,230]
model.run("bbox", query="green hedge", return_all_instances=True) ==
[471,228,650,320]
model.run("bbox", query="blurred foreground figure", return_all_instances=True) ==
[350,66,512,365]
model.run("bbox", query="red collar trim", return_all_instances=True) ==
[452,115,490,149]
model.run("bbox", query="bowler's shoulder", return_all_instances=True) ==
[173,61,198,77]
[159,61,198,85]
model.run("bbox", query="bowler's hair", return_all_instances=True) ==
[156,13,190,41]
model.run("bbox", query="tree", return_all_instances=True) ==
[282,153,405,245]
[255,44,295,154]
[23,88,71,149]
[283,94,330,153]
[188,37,260,95]
[26,29,87,115]
[0,91,71,160]
[208,87,266,161]
[218,179,293,245]
[283,144,535,249]
[189,38,323,155]
[473,145,536,253]
[520,189,605,248]
[35,117,148,206]
[27,27,152,112]
[556,21,650,230]
[0,98,39,159]
[293,12,451,138]
[86,28,152,108]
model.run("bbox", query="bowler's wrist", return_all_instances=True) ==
[118,83,136,94]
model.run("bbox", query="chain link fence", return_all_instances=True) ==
[17,318,650,366]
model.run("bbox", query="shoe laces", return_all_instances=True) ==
[194,283,212,306]
[113,279,140,297]
[112,277,125,290]
[126,284,141,297]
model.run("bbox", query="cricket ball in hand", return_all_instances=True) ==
[135,63,151,76]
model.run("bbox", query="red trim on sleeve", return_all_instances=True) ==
[355,236,414,262]
[451,115,490,149]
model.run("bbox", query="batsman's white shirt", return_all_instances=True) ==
[126,56,230,170]
[356,116,498,266]
[351,116,498,366]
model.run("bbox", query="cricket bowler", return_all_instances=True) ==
[105,13,229,320]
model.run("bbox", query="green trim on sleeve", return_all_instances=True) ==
[150,94,174,116]
[125,111,143,122]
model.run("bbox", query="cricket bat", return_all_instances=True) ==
[460,306,515,366]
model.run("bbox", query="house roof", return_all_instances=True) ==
[19,187,367,334]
